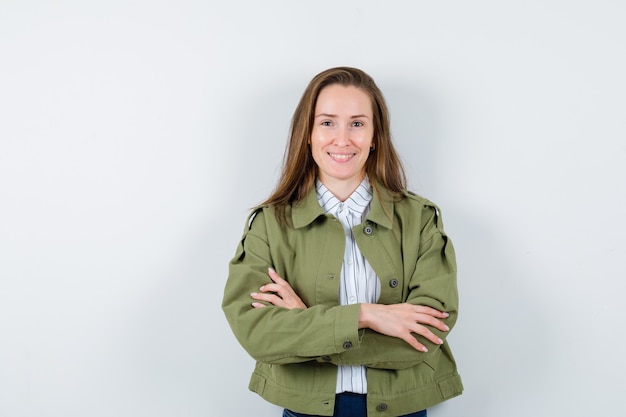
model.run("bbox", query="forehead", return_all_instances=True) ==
[315,84,373,115]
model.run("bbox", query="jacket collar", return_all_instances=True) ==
[291,181,395,230]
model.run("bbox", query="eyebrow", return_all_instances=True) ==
[314,113,370,119]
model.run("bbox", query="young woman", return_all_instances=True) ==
[222,67,462,417]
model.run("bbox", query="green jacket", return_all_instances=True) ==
[222,185,463,417]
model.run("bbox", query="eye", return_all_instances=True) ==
[321,120,333,126]
[352,121,364,127]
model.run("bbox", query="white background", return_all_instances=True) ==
[1,1,625,416]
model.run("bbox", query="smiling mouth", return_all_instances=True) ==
[328,152,355,161]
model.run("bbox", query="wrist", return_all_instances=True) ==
[358,303,373,329]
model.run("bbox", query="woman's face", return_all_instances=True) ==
[310,84,374,192]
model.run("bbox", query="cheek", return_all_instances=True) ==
[359,132,374,150]
[310,132,329,151]
[309,137,323,162]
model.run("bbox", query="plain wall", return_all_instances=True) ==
[1,1,624,416]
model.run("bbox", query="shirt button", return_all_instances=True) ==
[363,225,373,235]
[343,341,353,350]
[349,296,356,303]
[389,279,399,288]
[376,403,388,412]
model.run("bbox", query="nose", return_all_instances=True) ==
[334,125,350,145]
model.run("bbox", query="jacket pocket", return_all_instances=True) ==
[437,374,464,399]
[248,366,267,395]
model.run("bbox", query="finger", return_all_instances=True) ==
[260,283,300,304]
[251,292,284,307]
[410,323,444,345]
[414,313,450,332]
[259,283,282,294]
[402,333,428,352]
[251,302,266,308]
[413,305,450,319]
[268,267,287,284]
[264,270,307,310]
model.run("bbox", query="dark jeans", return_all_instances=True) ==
[282,392,427,417]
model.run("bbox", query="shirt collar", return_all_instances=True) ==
[291,178,394,230]
[316,177,372,217]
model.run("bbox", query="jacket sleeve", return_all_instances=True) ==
[221,209,361,365]
[323,204,459,370]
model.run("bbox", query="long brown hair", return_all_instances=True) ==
[263,67,406,224]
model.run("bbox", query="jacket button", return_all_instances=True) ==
[376,403,388,412]
[389,279,399,288]
[363,225,373,235]
[321,355,332,362]
[343,341,353,350]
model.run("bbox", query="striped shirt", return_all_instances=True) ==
[316,177,381,394]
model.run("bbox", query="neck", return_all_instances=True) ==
[318,176,365,202]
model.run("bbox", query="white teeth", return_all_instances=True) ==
[329,153,353,161]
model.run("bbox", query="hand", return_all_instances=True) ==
[251,268,308,310]
[358,303,450,352]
